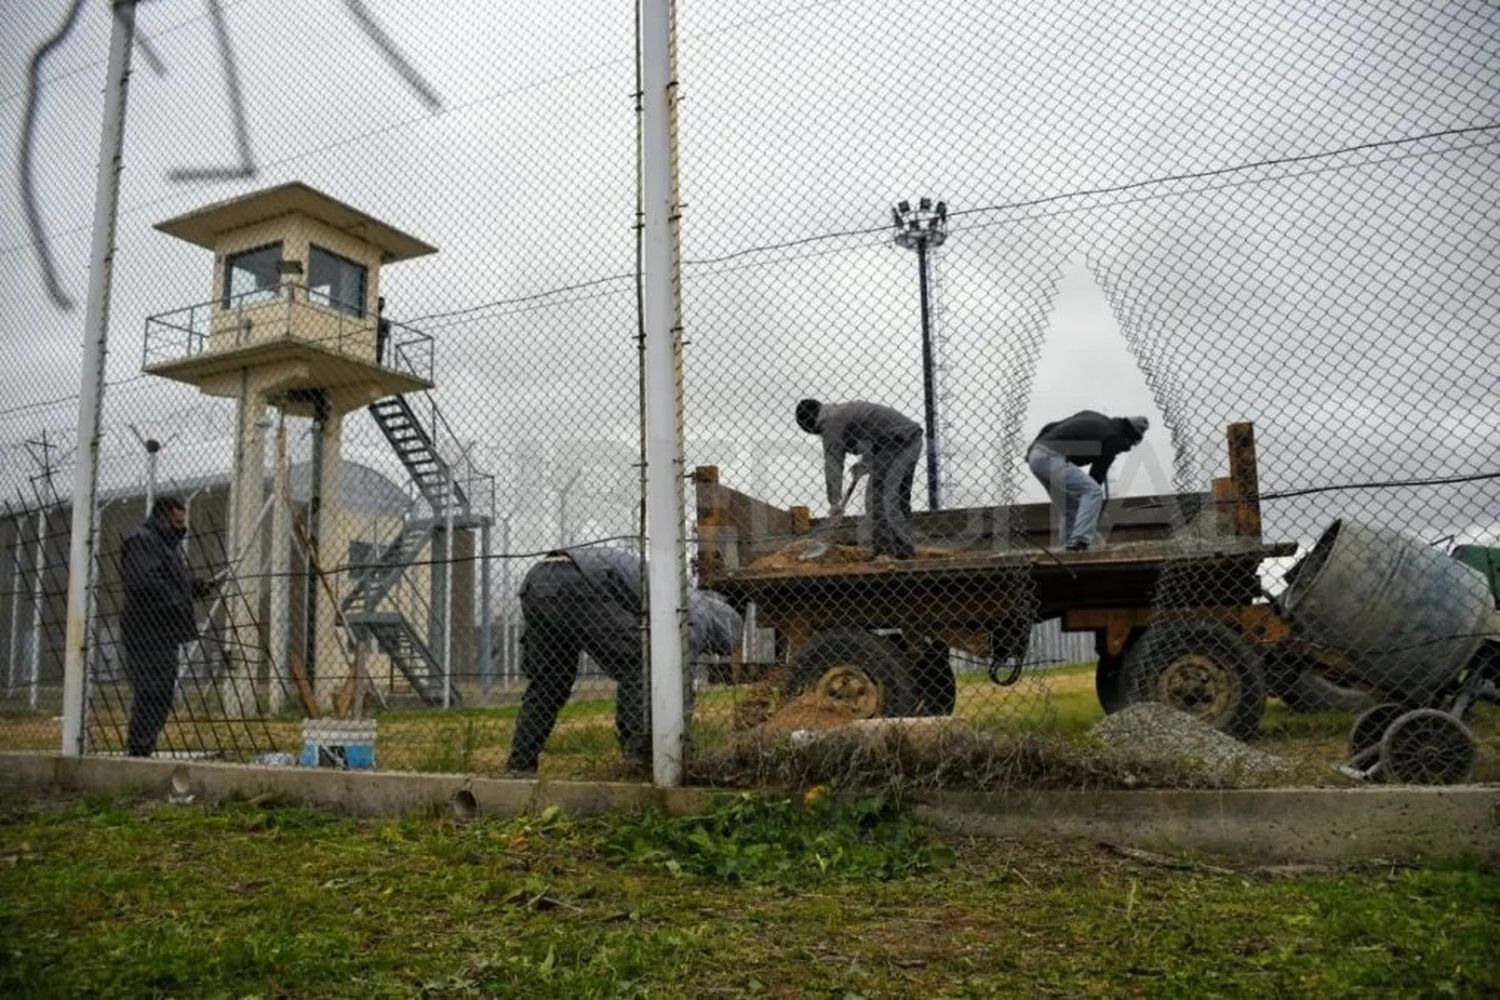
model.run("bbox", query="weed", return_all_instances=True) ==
[607,790,954,886]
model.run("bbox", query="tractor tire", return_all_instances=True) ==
[786,629,918,718]
[912,640,957,717]
[1121,620,1267,740]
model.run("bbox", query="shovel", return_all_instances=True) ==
[800,464,867,561]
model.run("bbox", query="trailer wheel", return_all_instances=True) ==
[1348,701,1406,758]
[1378,708,1477,785]
[1121,621,1267,739]
[786,630,918,718]
[912,640,957,716]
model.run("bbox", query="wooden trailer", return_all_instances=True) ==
[693,422,1308,738]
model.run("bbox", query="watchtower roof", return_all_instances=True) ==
[154,181,437,263]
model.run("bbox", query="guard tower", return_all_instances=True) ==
[144,182,439,712]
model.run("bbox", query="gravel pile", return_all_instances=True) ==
[1090,702,1293,786]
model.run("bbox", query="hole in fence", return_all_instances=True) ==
[451,788,478,821]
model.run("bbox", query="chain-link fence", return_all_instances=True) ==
[0,0,1495,789]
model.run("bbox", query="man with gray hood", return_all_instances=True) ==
[796,398,923,560]
[1027,411,1150,551]
[505,546,742,775]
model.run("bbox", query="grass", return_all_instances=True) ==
[1,790,1497,998]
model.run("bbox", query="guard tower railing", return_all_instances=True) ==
[142,282,435,385]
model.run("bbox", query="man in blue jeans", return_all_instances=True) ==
[505,547,741,775]
[1027,411,1149,551]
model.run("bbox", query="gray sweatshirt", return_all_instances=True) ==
[561,547,743,655]
[814,401,922,506]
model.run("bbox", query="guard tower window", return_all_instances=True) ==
[308,245,367,318]
[222,242,283,307]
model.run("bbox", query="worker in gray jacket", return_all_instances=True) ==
[505,546,742,775]
[1027,411,1149,551]
[796,399,923,559]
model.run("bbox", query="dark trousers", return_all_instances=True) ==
[507,562,645,772]
[866,431,922,558]
[124,643,179,757]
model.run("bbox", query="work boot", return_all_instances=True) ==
[1064,540,1089,552]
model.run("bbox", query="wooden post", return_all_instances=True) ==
[1227,422,1261,538]
[693,466,723,586]
[790,506,811,535]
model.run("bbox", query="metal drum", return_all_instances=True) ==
[1281,519,1494,703]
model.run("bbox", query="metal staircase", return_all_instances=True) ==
[349,611,459,707]
[344,392,488,706]
[367,395,468,516]
[341,516,432,613]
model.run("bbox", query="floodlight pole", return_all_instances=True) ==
[892,198,949,510]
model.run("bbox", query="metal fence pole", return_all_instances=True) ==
[441,461,455,711]
[27,508,45,711]
[641,0,686,787]
[479,518,492,699]
[61,0,137,755]
[7,515,26,699]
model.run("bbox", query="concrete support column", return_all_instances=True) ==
[267,416,291,714]
[312,410,348,712]
[222,382,267,717]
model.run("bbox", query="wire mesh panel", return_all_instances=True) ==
[673,0,1500,788]
[1,0,651,778]
[0,1,1495,789]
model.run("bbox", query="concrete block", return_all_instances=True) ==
[467,777,539,818]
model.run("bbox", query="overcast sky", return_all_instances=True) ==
[0,0,1495,574]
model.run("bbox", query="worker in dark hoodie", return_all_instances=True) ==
[1027,411,1150,551]
[505,546,742,776]
[796,398,924,560]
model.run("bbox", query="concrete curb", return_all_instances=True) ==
[915,787,1500,864]
[3,752,1495,863]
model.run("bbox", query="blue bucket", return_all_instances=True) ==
[299,719,377,770]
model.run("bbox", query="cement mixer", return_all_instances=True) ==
[1282,519,1500,784]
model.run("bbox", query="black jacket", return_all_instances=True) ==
[1031,410,1143,484]
[533,547,743,655]
[119,517,208,648]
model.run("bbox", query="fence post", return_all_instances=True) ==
[61,0,138,756]
[28,508,45,711]
[479,518,493,699]
[641,0,687,787]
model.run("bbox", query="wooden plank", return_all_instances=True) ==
[1212,477,1237,537]
[692,465,806,576]
[288,653,320,719]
